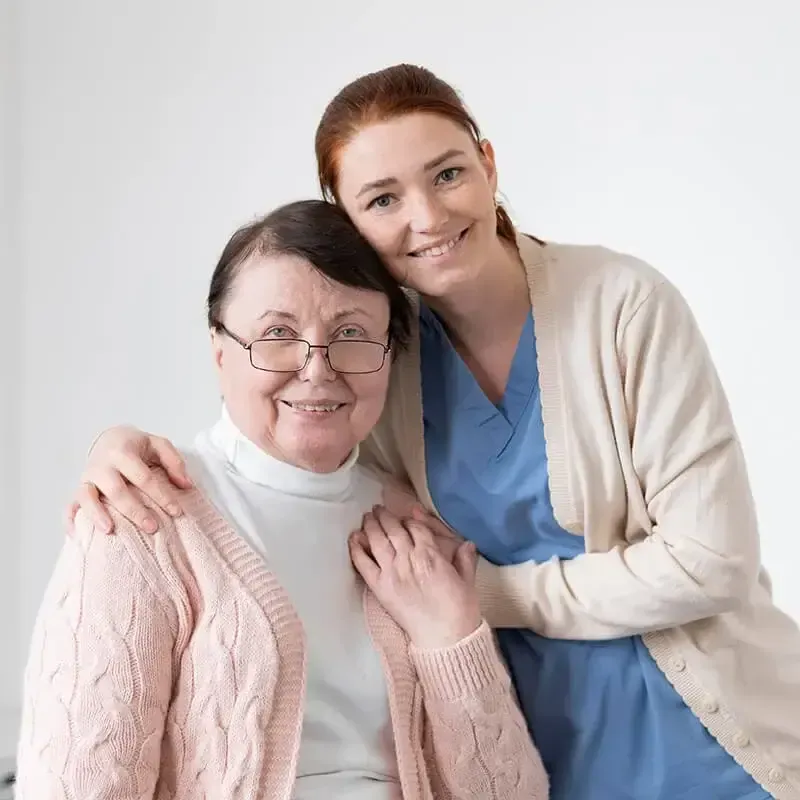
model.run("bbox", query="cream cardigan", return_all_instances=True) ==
[360,233,800,798]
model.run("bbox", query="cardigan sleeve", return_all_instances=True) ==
[15,513,179,799]
[474,279,762,640]
[410,622,549,798]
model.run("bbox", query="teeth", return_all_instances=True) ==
[414,234,460,258]
[288,403,341,412]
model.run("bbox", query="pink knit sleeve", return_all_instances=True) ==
[410,622,549,799]
[16,515,179,800]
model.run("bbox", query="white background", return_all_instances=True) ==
[2,0,798,751]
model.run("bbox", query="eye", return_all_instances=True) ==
[367,193,394,210]
[263,326,295,339]
[436,166,463,184]
[335,325,366,339]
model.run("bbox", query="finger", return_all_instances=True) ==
[362,512,397,568]
[403,519,437,549]
[373,505,414,553]
[411,506,461,540]
[149,436,193,490]
[349,534,381,587]
[85,469,159,534]
[120,449,185,517]
[454,541,478,582]
[76,482,115,534]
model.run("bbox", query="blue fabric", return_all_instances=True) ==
[419,302,770,800]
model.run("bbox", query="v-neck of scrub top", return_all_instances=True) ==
[420,302,584,566]
[420,304,537,470]
[418,301,773,800]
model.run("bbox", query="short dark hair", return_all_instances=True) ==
[207,199,412,350]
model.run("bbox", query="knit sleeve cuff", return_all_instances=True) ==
[409,621,508,702]
[475,556,542,630]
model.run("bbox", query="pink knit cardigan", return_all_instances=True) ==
[17,487,548,799]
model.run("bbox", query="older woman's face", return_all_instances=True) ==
[212,254,392,472]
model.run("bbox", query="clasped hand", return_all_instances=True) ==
[349,505,481,650]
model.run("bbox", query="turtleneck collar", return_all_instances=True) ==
[208,406,359,501]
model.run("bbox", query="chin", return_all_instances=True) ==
[406,265,473,298]
[283,436,355,473]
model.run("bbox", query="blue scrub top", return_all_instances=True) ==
[419,302,771,800]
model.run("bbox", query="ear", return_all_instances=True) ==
[478,138,498,194]
[210,328,225,373]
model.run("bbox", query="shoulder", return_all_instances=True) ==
[546,239,665,293]
[520,234,683,329]
[72,482,205,610]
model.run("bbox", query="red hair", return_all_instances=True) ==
[315,64,518,247]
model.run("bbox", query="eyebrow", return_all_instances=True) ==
[257,309,297,321]
[257,307,376,323]
[355,148,467,198]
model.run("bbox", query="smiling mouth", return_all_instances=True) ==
[280,401,345,413]
[408,227,469,258]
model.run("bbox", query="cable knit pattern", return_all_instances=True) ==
[17,489,548,800]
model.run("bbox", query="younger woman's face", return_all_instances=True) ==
[335,112,500,298]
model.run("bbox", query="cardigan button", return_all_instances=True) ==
[733,731,750,748]
[768,768,784,783]
[702,697,719,714]
[670,656,686,671]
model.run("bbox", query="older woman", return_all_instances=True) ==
[16,200,548,800]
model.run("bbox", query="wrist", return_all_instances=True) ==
[409,621,505,701]
[408,616,482,651]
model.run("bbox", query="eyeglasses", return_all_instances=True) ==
[215,323,391,374]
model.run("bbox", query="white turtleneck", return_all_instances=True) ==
[185,409,401,800]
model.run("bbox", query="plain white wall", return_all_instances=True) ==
[0,0,21,755]
[8,0,800,738]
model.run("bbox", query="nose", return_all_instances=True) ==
[299,346,337,383]
[407,189,447,234]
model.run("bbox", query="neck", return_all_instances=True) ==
[224,406,352,474]
[424,235,530,352]
[256,437,350,475]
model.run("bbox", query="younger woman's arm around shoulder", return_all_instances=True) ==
[16,507,185,799]
[66,425,193,536]
[349,507,549,799]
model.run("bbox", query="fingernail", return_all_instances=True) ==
[99,521,112,534]
[166,503,182,517]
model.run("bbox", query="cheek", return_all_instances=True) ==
[454,182,495,220]
[348,374,390,436]
[352,213,405,261]
[220,361,285,413]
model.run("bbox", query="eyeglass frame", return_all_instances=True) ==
[213,321,392,375]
